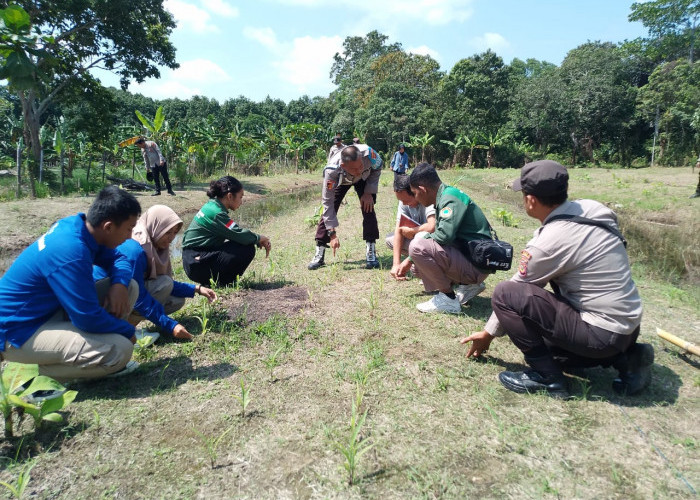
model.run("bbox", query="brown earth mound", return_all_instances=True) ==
[223,285,310,324]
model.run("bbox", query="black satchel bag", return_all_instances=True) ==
[462,225,513,271]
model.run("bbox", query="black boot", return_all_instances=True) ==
[308,245,326,270]
[152,169,161,196]
[161,166,176,195]
[612,343,654,395]
[498,354,569,399]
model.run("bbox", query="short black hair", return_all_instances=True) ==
[409,162,441,190]
[135,137,146,145]
[207,175,243,199]
[393,174,413,194]
[523,189,568,207]
[87,186,141,226]
[340,145,360,163]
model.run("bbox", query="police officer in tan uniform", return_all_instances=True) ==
[462,160,651,399]
[308,144,383,270]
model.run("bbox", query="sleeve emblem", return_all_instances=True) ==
[225,219,236,229]
[440,207,453,219]
[326,179,336,190]
[518,250,532,276]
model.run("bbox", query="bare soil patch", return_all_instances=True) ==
[223,285,310,324]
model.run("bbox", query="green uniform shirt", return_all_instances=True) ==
[427,184,491,246]
[182,198,259,249]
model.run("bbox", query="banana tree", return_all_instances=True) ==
[135,106,166,142]
[440,134,468,167]
[408,132,435,163]
[477,129,508,168]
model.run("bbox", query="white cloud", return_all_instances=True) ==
[244,28,343,94]
[165,0,219,33]
[407,45,440,61]
[243,27,280,51]
[276,35,343,89]
[200,0,239,17]
[471,32,510,53]
[272,0,473,25]
[173,59,232,83]
[130,79,204,100]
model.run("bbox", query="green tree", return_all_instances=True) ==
[629,0,700,63]
[0,2,177,197]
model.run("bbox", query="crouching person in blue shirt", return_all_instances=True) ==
[94,205,217,343]
[0,186,142,382]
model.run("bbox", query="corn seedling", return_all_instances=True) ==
[194,425,234,469]
[491,208,518,227]
[134,337,156,362]
[263,346,284,381]
[0,461,34,499]
[235,378,251,418]
[194,298,211,335]
[304,204,323,228]
[336,390,374,486]
[435,368,450,392]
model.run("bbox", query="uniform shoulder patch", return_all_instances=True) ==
[440,207,453,219]
[326,179,336,190]
[518,250,532,276]
[225,219,236,229]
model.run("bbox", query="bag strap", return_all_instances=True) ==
[544,214,627,247]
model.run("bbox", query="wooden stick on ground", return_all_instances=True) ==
[656,327,700,356]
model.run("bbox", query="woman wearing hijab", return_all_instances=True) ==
[94,205,217,342]
[182,176,271,287]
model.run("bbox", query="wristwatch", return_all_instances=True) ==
[327,229,337,238]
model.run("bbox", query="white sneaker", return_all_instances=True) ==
[106,360,140,378]
[134,329,160,348]
[416,292,462,314]
[454,282,486,305]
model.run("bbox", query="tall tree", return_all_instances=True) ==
[629,0,700,63]
[0,1,177,196]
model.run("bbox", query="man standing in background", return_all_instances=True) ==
[136,137,175,196]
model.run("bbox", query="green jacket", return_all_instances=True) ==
[427,184,491,246]
[182,198,259,249]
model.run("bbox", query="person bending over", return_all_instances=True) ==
[308,144,383,270]
[398,163,490,314]
[462,160,650,399]
[386,172,436,281]
[182,176,271,287]
[135,137,175,196]
[94,205,217,342]
[0,186,141,382]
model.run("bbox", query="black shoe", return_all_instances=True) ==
[613,343,654,395]
[167,190,176,196]
[690,191,700,199]
[308,246,326,270]
[498,370,569,399]
[151,191,161,196]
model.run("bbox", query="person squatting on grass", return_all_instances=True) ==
[135,137,175,196]
[182,176,271,287]
[399,163,491,314]
[386,172,436,281]
[0,186,141,382]
[308,143,384,270]
[462,160,651,399]
[94,205,217,343]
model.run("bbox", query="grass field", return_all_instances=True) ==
[0,167,698,499]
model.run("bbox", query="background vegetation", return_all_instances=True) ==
[0,0,699,200]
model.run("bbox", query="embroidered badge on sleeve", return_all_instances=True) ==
[440,207,453,219]
[225,219,236,229]
[518,250,532,276]
[326,179,336,190]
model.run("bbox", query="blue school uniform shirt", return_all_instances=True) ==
[93,239,195,334]
[0,214,135,350]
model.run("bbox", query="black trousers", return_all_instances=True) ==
[182,241,255,287]
[314,179,379,246]
[152,162,173,193]
[491,281,637,366]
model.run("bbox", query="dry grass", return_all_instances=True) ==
[0,167,698,499]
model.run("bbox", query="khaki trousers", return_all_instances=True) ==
[409,238,489,292]
[2,279,138,382]
[128,275,186,325]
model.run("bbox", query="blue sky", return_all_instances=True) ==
[94,0,650,104]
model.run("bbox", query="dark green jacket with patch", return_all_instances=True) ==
[182,198,259,249]
[427,184,491,246]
